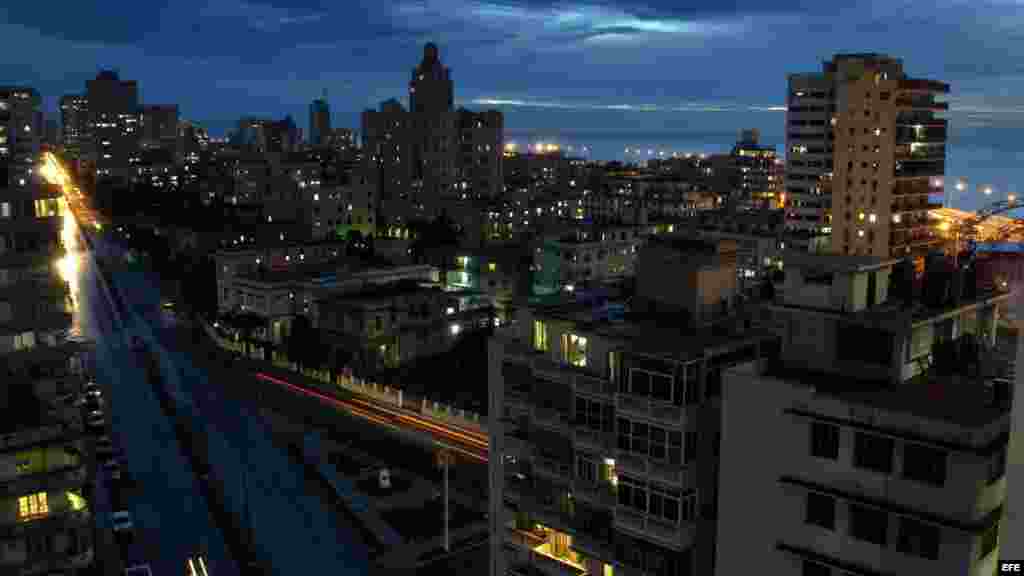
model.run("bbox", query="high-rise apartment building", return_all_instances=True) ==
[361,43,504,232]
[309,95,331,147]
[139,104,179,151]
[0,87,43,188]
[785,54,948,259]
[488,235,769,576]
[86,70,140,179]
[59,94,90,164]
[730,129,782,209]
[717,252,1012,576]
[0,144,91,567]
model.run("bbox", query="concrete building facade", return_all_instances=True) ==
[718,252,1011,576]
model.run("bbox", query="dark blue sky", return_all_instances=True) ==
[3,0,1023,142]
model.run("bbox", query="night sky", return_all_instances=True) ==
[3,0,1023,200]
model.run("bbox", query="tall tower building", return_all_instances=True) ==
[409,42,454,114]
[86,70,140,179]
[0,87,43,188]
[362,43,503,233]
[309,92,331,147]
[785,54,948,259]
[60,94,90,164]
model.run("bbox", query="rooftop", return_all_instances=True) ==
[319,278,444,306]
[529,291,767,363]
[754,330,1015,428]
[781,250,902,273]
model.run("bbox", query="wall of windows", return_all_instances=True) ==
[618,360,700,407]
[617,474,697,525]
[575,397,614,432]
[617,417,684,465]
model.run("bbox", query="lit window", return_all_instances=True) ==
[449,323,461,336]
[868,213,877,223]
[857,229,865,238]
[18,492,48,521]
[488,262,497,273]
[533,320,549,352]
[562,333,589,367]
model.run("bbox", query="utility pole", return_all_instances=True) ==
[435,448,454,551]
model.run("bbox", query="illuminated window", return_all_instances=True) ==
[488,262,497,273]
[562,333,589,367]
[18,492,48,521]
[533,320,549,352]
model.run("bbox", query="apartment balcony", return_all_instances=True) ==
[573,373,614,399]
[533,406,571,432]
[534,456,572,482]
[533,356,573,386]
[896,144,946,161]
[20,547,94,576]
[0,426,68,454]
[895,98,950,111]
[614,394,684,427]
[0,508,91,537]
[889,218,931,231]
[572,427,615,455]
[613,451,695,489]
[572,479,616,509]
[613,508,696,552]
[505,473,533,507]
[0,465,87,499]
[504,427,532,460]
[898,78,951,93]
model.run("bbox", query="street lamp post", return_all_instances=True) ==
[435,447,455,552]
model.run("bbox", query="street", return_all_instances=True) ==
[49,153,373,575]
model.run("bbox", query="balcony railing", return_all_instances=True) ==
[572,480,616,508]
[0,426,66,453]
[613,508,696,552]
[896,98,950,111]
[615,394,684,426]
[573,427,615,454]
[0,465,87,498]
[534,456,572,481]
[534,406,571,430]
[573,374,614,398]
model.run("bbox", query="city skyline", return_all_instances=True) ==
[5,0,1023,133]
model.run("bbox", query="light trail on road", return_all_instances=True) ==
[254,373,488,463]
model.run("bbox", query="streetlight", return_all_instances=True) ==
[435,447,455,552]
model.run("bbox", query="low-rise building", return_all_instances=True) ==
[222,261,439,345]
[533,223,650,294]
[317,278,495,377]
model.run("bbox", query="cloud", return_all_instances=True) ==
[470,97,786,113]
